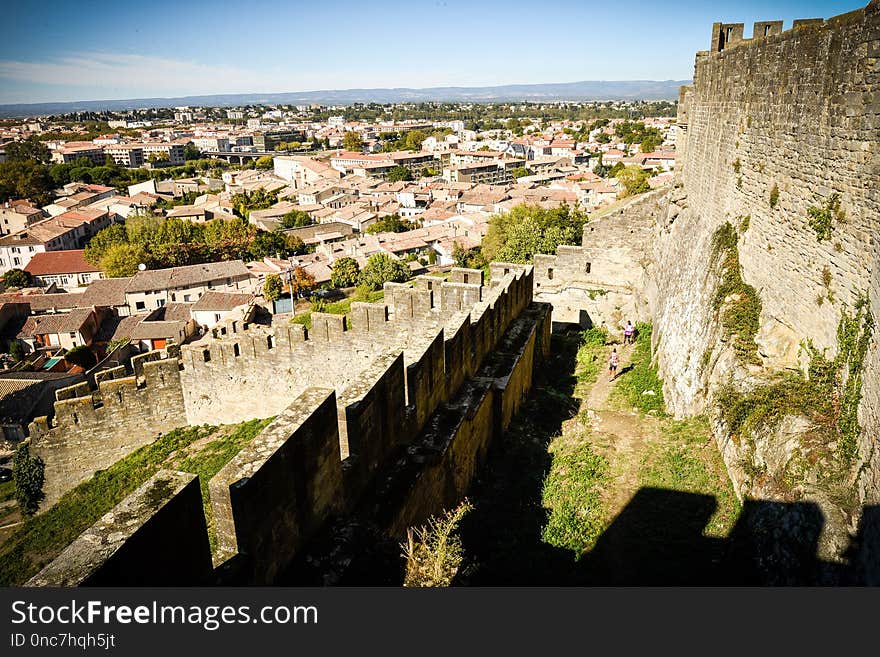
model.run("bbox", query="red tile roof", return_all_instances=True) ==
[24,250,100,276]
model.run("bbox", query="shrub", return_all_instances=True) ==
[710,223,762,365]
[769,183,779,209]
[807,193,842,242]
[402,501,472,586]
[12,443,44,516]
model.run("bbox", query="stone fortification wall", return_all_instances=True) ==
[533,190,665,334]
[653,4,880,502]
[29,353,188,508]
[537,4,880,520]
[29,266,552,585]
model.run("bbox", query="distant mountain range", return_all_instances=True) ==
[0,80,689,117]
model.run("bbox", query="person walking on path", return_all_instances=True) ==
[609,347,620,381]
[623,321,635,345]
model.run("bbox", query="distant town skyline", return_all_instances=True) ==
[1,0,867,104]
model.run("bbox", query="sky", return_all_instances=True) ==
[0,0,869,105]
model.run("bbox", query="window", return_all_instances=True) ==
[69,332,76,338]
[183,294,192,302]
[135,301,146,311]
[215,313,222,323]
[13,257,21,266]
[157,299,166,307]
[585,262,591,274]
[547,267,554,281]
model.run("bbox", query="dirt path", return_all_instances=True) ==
[577,342,662,524]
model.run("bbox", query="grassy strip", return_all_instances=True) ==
[611,322,665,414]
[638,416,741,537]
[574,327,608,395]
[169,418,273,552]
[541,438,609,557]
[291,290,385,330]
[0,418,273,586]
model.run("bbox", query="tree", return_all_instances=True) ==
[289,266,316,297]
[101,243,148,278]
[13,442,44,516]
[365,214,419,234]
[386,165,412,182]
[4,136,51,164]
[0,160,55,206]
[184,143,201,160]
[279,209,313,229]
[65,345,97,368]
[615,165,651,197]
[147,152,169,164]
[263,273,283,302]
[255,156,274,170]
[2,268,31,289]
[9,340,24,361]
[639,136,658,154]
[511,167,530,179]
[402,129,427,151]
[155,216,204,244]
[125,213,162,246]
[342,132,364,152]
[331,257,360,288]
[358,253,411,290]
[250,230,289,259]
[452,242,486,269]
[481,203,588,264]
[84,223,128,266]
[595,132,612,144]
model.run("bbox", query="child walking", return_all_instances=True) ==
[609,348,619,381]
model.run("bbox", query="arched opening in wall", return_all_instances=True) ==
[267,335,275,350]
[547,267,554,281]
[117,390,123,404]
[585,262,592,274]
[202,349,211,362]
[233,343,241,357]
[72,412,79,425]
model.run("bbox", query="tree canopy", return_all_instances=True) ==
[614,165,651,197]
[481,203,588,264]
[331,257,360,288]
[358,253,411,290]
[342,132,364,152]
[386,165,412,182]
[365,214,419,234]
[2,269,31,289]
[279,209,313,229]
[84,215,305,276]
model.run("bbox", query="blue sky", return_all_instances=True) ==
[0,0,868,104]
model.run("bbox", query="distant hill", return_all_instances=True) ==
[0,80,689,117]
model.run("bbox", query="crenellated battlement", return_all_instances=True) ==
[29,355,188,508]
[707,4,874,54]
[28,262,551,586]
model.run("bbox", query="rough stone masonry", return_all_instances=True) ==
[537,2,880,558]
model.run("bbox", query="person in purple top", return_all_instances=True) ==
[624,321,635,345]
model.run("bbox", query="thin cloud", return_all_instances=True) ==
[0,52,287,101]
